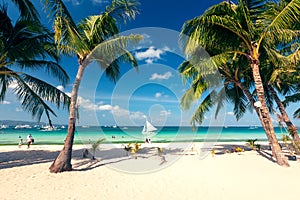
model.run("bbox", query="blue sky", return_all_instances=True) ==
[0,0,299,127]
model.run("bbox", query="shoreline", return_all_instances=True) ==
[1,142,300,200]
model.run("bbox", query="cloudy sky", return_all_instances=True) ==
[1,0,299,127]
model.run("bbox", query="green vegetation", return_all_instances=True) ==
[179,0,300,167]
[246,139,261,151]
[0,1,70,126]
[45,0,142,173]
[90,138,106,160]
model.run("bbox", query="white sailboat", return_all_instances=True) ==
[142,119,157,136]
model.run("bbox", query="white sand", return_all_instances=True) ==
[1,142,300,200]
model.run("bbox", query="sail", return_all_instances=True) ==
[142,120,157,135]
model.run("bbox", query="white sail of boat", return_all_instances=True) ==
[142,119,157,135]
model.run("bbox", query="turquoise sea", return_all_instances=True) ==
[0,126,291,145]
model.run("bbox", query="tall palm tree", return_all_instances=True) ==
[0,4,70,126]
[180,0,300,166]
[45,0,142,173]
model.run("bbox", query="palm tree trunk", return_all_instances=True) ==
[250,60,289,167]
[49,63,86,173]
[268,85,300,154]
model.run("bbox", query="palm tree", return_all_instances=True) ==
[0,4,70,126]
[180,0,300,166]
[45,0,142,173]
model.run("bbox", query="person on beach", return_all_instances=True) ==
[145,137,151,144]
[18,138,23,148]
[26,134,33,149]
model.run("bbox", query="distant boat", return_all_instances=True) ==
[14,125,32,129]
[40,125,56,131]
[142,119,157,136]
[249,125,258,129]
[0,125,8,129]
[60,125,66,129]
[81,125,89,128]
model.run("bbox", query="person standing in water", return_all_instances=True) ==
[26,134,33,149]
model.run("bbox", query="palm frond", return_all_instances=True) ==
[106,0,140,23]
[0,5,13,36]
[293,108,300,118]
[21,74,70,110]
[225,83,249,120]
[180,87,199,110]
[258,0,300,45]
[190,90,217,126]
[0,67,14,101]
[214,87,227,119]
[284,93,300,105]
[14,60,69,86]
[11,73,57,124]
[11,0,40,21]
[44,0,76,28]
[88,34,142,67]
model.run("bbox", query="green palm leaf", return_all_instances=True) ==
[11,0,40,21]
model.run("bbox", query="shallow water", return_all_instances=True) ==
[0,126,290,145]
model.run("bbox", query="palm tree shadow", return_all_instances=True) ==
[204,143,279,163]
[71,146,186,171]
[0,149,85,170]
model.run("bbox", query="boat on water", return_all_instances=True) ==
[40,125,57,131]
[249,125,258,129]
[14,125,32,129]
[142,119,157,139]
[0,125,9,129]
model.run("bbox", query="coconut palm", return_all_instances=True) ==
[0,4,70,126]
[45,0,142,173]
[180,0,300,166]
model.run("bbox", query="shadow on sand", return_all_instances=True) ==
[1,142,298,171]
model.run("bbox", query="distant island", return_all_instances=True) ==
[0,120,60,127]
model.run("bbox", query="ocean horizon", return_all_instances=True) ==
[0,125,292,145]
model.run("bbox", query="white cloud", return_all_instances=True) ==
[92,0,109,5]
[76,96,146,120]
[150,71,173,80]
[135,46,170,63]
[129,111,145,120]
[0,101,11,105]
[56,85,64,92]
[227,112,234,116]
[136,34,152,47]
[135,46,163,60]
[155,92,162,98]
[97,104,113,111]
[145,58,153,64]
[8,80,18,89]
[160,110,171,116]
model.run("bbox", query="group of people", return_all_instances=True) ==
[18,134,34,149]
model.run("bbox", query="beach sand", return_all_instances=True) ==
[1,142,300,200]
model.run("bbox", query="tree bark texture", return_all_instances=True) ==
[49,63,86,173]
[268,85,300,154]
[250,60,289,167]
